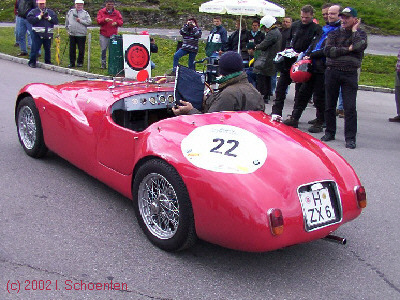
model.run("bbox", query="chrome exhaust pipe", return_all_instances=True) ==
[324,234,347,245]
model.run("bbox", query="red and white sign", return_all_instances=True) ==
[123,35,151,79]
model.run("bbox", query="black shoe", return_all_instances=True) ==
[345,140,356,149]
[76,63,83,67]
[308,118,318,125]
[283,116,299,128]
[68,64,75,68]
[17,52,28,56]
[389,115,400,122]
[321,133,335,142]
[28,62,36,68]
[308,122,323,133]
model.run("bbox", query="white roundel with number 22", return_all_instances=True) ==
[181,124,268,174]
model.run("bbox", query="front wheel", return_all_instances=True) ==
[16,97,47,158]
[132,159,197,251]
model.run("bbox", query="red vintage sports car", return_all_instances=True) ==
[15,77,366,252]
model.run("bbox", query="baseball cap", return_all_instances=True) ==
[339,7,357,17]
[36,0,46,3]
[75,0,84,3]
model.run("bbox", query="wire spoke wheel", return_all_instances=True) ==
[16,97,47,158]
[133,159,196,251]
[138,173,179,239]
[18,106,36,150]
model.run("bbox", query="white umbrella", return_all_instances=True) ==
[199,0,285,53]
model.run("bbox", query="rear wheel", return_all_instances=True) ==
[133,159,196,251]
[16,97,47,158]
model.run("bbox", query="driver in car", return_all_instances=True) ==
[172,51,265,115]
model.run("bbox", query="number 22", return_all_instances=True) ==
[210,138,239,157]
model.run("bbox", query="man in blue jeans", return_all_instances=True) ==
[27,0,58,68]
[172,18,202,73]
[389,48,400,122]
[15,0,36,56]
[322,7,367,149]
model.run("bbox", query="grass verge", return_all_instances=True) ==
[0,27,396,88]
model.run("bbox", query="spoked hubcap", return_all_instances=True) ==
[138,173,179,239]
[18,106,36,150]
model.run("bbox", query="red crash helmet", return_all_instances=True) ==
[290,59,312,83]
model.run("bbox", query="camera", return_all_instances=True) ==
[43,11,49,19]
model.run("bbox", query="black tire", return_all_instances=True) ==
[132,159,197,251]
[16,97,48,158]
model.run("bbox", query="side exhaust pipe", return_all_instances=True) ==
[324,234,347,245]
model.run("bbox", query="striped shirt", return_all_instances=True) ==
[180,24,202,53]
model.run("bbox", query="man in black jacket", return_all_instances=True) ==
[271,5,321,117]
[249,19,265,45]
[227,19,252,62]
[283,4,341,131]
[321,7,367,149]
[15,0,36,56]
[271,16,292,96]
[280,17,292,52]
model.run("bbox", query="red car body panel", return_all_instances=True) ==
[16,79,364,252]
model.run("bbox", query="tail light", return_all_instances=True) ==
[268,208,284,236]
[355,185,367,208]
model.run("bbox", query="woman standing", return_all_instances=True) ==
[172,18,202,73]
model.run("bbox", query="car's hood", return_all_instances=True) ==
[59,79,175,101]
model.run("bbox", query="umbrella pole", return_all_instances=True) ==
[237,15,242,54]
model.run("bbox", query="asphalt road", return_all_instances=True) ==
[0,59,400,299]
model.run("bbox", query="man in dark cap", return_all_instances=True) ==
[321,7,367,149]
[173,51,264,115]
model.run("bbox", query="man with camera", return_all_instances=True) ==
[65,0,92,68]
[26,0,58,68]
[171,18,202,73]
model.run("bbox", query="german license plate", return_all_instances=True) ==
[298,181,342,231]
